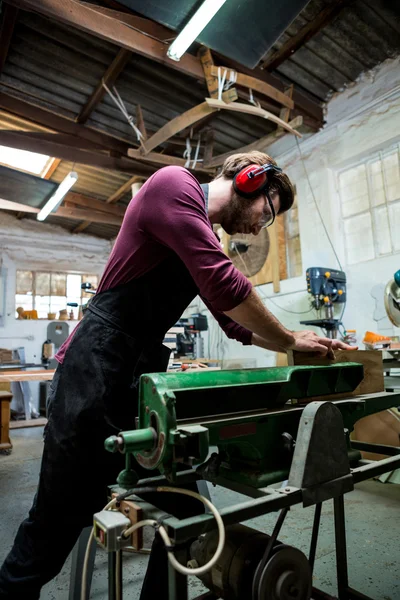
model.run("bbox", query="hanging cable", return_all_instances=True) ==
[102,81,144,144]
[248,88,261,108]
[217,67,227,101]
[183,136,192,168]
[191,133,202,170]
[295,137,343,271]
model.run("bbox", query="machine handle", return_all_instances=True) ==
[105,428,156,454]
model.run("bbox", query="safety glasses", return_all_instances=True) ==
[259,189,276,229]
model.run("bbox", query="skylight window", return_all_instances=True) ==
[0,145,51,175]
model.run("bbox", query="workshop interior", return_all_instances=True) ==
[0,0,400,599]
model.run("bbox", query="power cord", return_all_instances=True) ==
[295,137,343,271]
[81,487,225,600]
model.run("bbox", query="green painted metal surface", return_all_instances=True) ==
[105,365,367,481]
[104,363,400,487]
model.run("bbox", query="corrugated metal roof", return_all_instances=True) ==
[262,0,400,102]
[0,0,399,240]
[2,10,278,158]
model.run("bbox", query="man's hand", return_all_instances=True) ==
[288,330,358,358]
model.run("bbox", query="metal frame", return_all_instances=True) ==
[106,444,400,600]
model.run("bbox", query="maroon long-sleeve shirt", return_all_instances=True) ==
[56,166,252,363]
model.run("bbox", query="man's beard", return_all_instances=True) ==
[219,190,255,235]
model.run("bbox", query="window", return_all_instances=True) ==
[338,145,400,264]
[0,146,51,175]
[16,271,98,319]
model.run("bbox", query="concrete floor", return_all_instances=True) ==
[1,428,400,600]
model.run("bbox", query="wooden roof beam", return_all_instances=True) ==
[141,102,218,155]
[204,115,303,168]
[72,175,145,234]
[209,65,294,109]
[0,197,123,226]
[0,129,155,175]
[260,0,355,72]
[0,91,131,154]
[77,48,132,124]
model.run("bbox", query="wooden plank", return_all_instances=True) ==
[136,104,147,140]
[287,350,385,399]
[198,47,219,99]
[10,417,47,429]
[107,176,143,205]
[276,85,294,136]
[0,369,55,383]
[42,157,61,179]
[0,4,19,75]
[205,98,302,136]
[0,129,154,175]
[261,0,355,72]
[55,205,123,225]
[127,148,214,173]
[0,92,131,154]
[0,391,12,450]
[0,130,109,151]
[210,65,294,110]
[6,0,205,80]
[73,175,143,233]
[0,198,39,214]
[0,197,123,225]
[64,192,126,216]
[204,116,303,168]
[269,222,280,293]
[77,48,132,124]
[79,2,174,41]
[140,102,217,155]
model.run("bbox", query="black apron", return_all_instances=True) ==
[0,253,205,600]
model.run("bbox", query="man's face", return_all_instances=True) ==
[220,189,281,235]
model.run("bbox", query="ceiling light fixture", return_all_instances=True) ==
[37,171,78,222]
[167,0,227,62]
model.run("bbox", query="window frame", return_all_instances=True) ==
[337,144,400,265]
[15,270,98,319]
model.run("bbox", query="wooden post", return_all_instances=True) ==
[268,221,281,293]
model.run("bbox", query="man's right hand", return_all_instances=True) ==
[288,330,357,357]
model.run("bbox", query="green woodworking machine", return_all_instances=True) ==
[100,364,400,600]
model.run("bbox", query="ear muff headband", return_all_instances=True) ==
[233,163,282,199]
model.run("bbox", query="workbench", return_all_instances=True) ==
[0,368,55,383]
[0,390,13,453]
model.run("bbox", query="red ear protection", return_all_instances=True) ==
[233,163,282,199]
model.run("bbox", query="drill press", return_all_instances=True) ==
[301,267,347,339]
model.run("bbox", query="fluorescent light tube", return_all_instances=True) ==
[167,0,227,62]
[37,171,78,221]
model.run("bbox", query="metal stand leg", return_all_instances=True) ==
[108,550,123,600]
[69,527,96,600]
[333,496,349,600]
[309,502,322,573]
[168,550,188,600]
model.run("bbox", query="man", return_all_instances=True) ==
[0,151,353,599]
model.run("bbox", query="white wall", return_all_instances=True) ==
[199,56,400,367]
[0,212,111,409]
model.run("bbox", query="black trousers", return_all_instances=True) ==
[0,315,202,599]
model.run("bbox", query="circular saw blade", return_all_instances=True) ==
[384,279,400,327]
[228,229,270,277]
